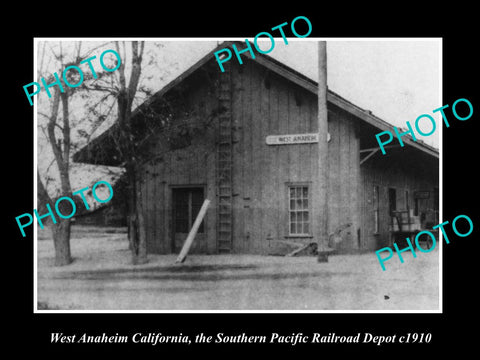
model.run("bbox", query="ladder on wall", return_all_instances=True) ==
[216,61,233,253]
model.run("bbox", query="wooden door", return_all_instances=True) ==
[172,187,205,253]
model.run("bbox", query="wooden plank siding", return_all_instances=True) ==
[230,60,322,253]
[130,56,438,255]
[326,106,361,252]
[134,69,218,254]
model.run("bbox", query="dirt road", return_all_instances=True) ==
[36,226,439,311]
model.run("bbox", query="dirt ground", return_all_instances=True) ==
[36,225,440,311]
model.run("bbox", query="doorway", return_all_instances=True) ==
[171,187,205,253]
[388,188,397,216]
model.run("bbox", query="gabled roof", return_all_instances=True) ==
[74,41,438,165]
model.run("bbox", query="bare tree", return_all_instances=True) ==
[114,41,148,264]
[37,41,114,266]
[38,54,75,265]
[40,40,216,266]
[107,41,218,264]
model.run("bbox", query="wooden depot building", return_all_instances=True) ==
[74,41,439,256]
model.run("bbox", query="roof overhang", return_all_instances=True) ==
[74,40,439,166]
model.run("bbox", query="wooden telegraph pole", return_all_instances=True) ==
[316,41,330,262]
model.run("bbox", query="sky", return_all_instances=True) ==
[135,39,441,147]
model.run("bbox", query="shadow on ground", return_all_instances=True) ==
[48,264,356,283]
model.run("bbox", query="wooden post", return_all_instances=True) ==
[316,41,329,262]
[175,199,210,263]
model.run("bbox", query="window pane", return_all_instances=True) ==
[302,211,309,222]
[296,187,302,198]
[303,222,309,234]
[296,216,302,227]
[290,222,296,234]
[302,187,308,198]
[290,212,296,222]
[290,199,295,210]
[296,198,303,209]
[303,199,308,210]
[290,187,296,198]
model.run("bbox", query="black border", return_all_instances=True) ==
[7,7,478,355]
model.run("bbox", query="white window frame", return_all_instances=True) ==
[287,183,311,237]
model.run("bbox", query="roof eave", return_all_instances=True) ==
[73,40,439,165]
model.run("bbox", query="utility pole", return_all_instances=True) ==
[316,41,329,262]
